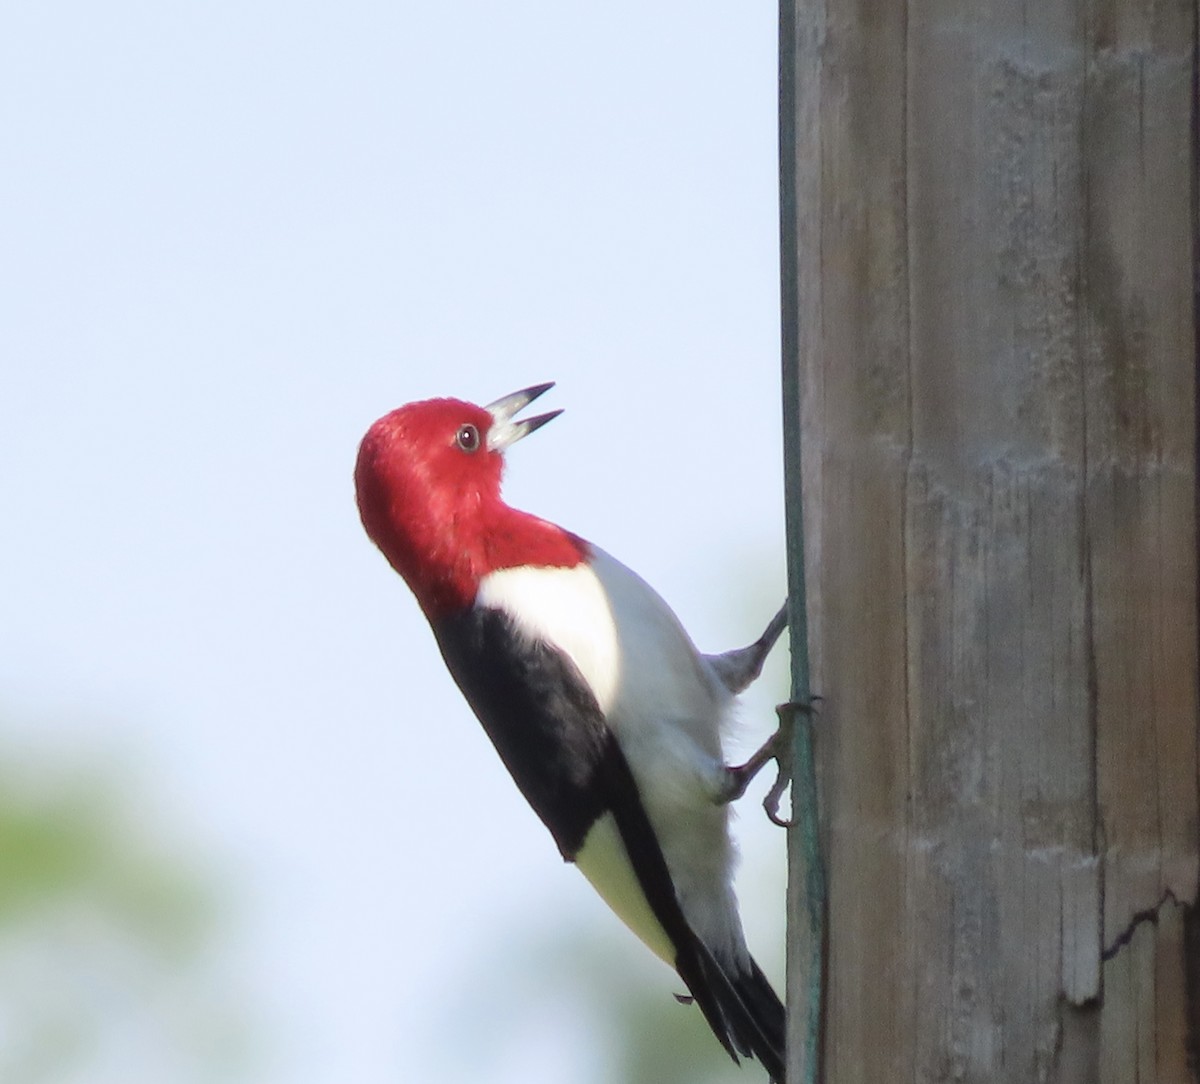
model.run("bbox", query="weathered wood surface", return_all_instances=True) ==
[781,1,1198,1080]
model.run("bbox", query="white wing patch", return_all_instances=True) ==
[574,812,675,965]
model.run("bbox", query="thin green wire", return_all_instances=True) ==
[778,1,825,1081]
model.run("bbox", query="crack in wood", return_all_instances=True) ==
[1100,888,1181,962]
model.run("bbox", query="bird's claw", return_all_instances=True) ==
[761,698,822,826]
[719,697,820,827]
[758,702,796,827]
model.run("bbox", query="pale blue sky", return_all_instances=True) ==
[1,3,787,1081]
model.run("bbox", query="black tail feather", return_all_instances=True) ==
[590,746,786,1079]
[676,940,786,1082]
[735,959,786,1077]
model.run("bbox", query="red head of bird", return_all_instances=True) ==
[354,382,581,617]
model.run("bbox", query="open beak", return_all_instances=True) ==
[485,382,562,452]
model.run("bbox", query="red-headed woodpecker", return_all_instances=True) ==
[355,383,789,1081]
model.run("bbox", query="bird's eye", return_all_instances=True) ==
[455,423,481,453]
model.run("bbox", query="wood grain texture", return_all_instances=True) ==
[781,1,1198,1080]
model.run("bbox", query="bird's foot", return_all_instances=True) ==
[717,698,820,827]
[704,603,788,694]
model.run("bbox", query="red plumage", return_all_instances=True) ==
[355,396,584,618]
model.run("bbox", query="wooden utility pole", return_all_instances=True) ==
[780,2,1199,1081]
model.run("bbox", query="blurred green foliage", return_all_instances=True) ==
[0,744,249,1084]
